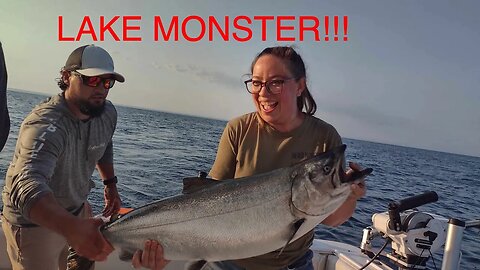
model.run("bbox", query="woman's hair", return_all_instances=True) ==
[250,46,317,115]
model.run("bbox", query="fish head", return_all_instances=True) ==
[290,144,352,217]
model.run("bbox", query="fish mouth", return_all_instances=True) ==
[330,168,338,188]
[329,144,372,184]
[339,166,373,184]
[330,144,346,187]
[338,166,348,184]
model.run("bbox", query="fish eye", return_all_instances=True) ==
[323,165,331,174]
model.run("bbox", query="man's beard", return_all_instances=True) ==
[78,100,105,117]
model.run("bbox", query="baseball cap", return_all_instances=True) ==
[64,45,125,82]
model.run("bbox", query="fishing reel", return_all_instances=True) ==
[361,191,448,269]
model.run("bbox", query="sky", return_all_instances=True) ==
[1,0,479,157]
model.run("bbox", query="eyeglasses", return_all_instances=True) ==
[72,71,115,89]
[244,78,296,95]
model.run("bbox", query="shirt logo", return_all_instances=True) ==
[31,124,57,159]
[88,143,106,151]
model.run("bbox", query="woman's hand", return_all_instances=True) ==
[322,162,368,227]
[132,240,170,270]
[346,162,367,200]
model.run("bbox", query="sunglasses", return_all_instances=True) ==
[72,71,116,89]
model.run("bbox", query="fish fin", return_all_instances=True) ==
[277,218,305,257]
[66,247,94,270]
[182,176,221,194]
[184,260,207,270]
[118,248,135,261]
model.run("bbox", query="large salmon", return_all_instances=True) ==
[102,144,371,261]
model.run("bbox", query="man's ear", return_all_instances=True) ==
[61,71,70,85]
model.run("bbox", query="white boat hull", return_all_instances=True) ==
[0,221,392,270]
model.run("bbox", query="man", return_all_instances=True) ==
[0,41,9,151]
[1,44,124,270]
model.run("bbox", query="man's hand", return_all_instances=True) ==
[64,217,113,261]
[103,184,121,217]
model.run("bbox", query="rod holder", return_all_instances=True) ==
[441,218,465,270]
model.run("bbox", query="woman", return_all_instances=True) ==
[133,46,367,270]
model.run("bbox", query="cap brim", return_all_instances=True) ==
[76,68,125,82]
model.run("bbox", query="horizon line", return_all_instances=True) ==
[6,88,480,159]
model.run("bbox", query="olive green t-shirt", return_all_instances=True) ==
[209,112,342,270]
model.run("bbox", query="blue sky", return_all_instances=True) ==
[1,0,479,157]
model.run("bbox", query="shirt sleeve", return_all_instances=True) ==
[6,119,65,218]
[97,140,113,164]
[209,122,238,180]
[326,125,346,167]
[328,126,343,149]
[97,101,116,164]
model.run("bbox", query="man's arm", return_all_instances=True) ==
[97,144,121,217]
[29,193,112,261]
[0,41,10,152]
[97,162,115,180]
[6,119,113,261]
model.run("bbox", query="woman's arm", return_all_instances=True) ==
[322,162,367,227]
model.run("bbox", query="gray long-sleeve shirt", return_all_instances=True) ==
[2,93,117,226]
[0,41,9,151]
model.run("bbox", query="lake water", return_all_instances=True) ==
[1,90,478,269]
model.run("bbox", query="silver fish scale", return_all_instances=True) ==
[103,145,351,261]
